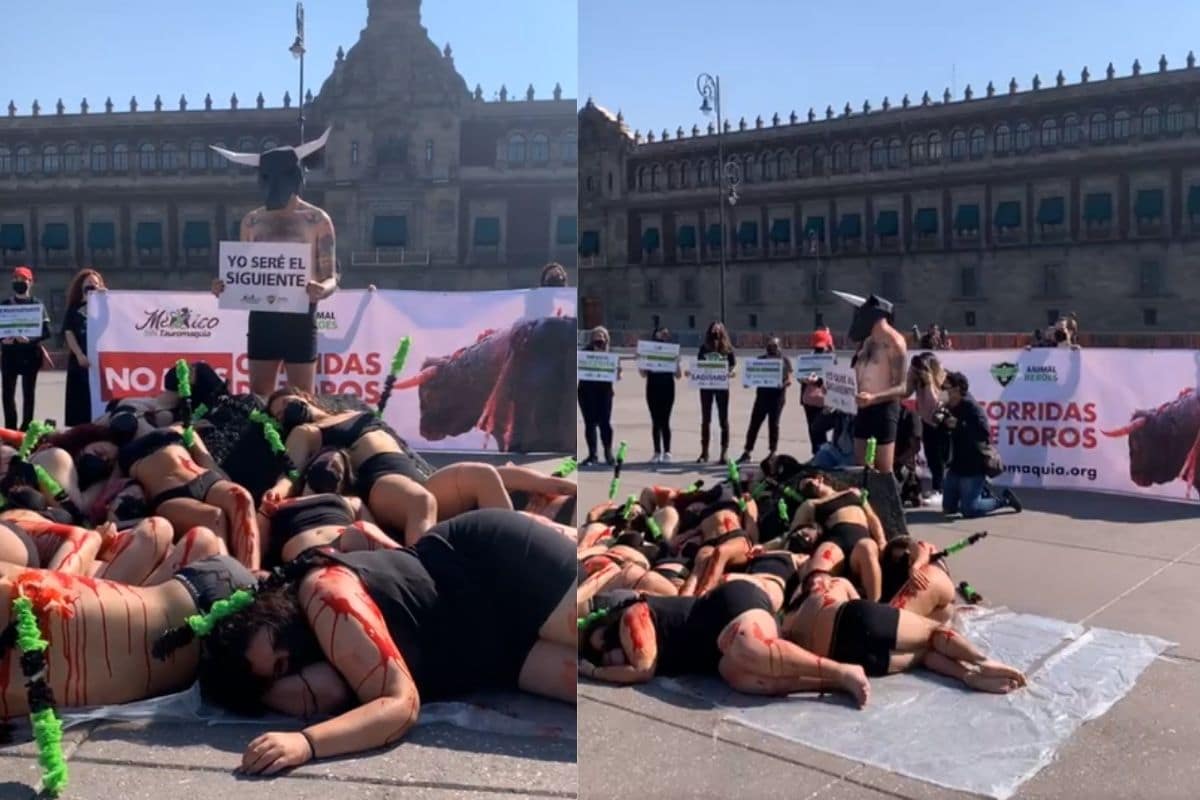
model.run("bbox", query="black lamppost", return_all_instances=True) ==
[289,2,306,144]
[697,73,741,326]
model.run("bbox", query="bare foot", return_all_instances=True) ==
[964,672,1021,694]
[837,663,871,708]
[979,659,1027,687]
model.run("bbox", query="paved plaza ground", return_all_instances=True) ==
[578,359,1200,800]
[0,373,577,800]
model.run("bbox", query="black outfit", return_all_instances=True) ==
[119,429,224,509]
[828,600,900,677]
[743,353,790,455]
[318,412,427,496]
[577,344,614,461]
[645,370,675,455]
[643,580,773,676]
[247,306,318,364]
[813,492,869,555]
[324,509,573,700]
[922,420,950,493]
[0,295,51,430]
[173,554,258,612]
[697,346,735,459]
[265,493,356,567]
[0,520,39,567]
[62,302,92,426]
[946,393,991,477]
[853,400,901,445]
[803,405,827,456]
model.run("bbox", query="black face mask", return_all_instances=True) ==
[9,486,46,511]
[306,458,344,495]
[113,495,149,522]
[12,281,28,295]
[282,400,312,431]
[110,412,139,444]
[77,453,114,490]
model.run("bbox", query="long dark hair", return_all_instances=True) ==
[65,268,104,310]
[704,322,732,354]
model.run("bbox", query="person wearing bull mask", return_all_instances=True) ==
[833,292,908,475]
[210,131,337,397]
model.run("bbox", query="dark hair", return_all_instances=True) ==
[540,262,567,286]
[299,447,354,495]
[65,268,104,310]
[704,322,732,354]
[196,582,324,715]
[943,371,969,393]
[578,592,642,665]
[39,424,119,457]
[880,536,914,602]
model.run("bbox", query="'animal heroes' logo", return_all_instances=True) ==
[990,362,1018,387]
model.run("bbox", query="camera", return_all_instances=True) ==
[931,406,950,425]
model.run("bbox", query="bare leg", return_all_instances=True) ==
[144,527,227,584]
[537,586,576,648]
[874,443,896,473]
[283,361,317,395]
[367,475,437,546]
[679,544,714,597]
[333,521,402,552]
[155,498,227,553]
[424,462,514,518]
[850,539,882,601]
[37,525,101,574]
[518,640,576,703]
[0,526,36,567]
[96,517,173,585]
[207,481,261,571]
[653,507,679,543]
[30,447,83,508]
[630,569,680,597]
[248,359,283,398]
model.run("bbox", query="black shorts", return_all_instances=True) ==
[152,470,223,509]
[173,554,258,612]
[247,309,317,364]
[829,600,899,677]
[853,401,901,445]
[1,521,39,568]
[356,452,428,499]
[816,522,870,558]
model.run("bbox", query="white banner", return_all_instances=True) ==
[87,288,576,453]
[928,349,1200,503]
[743,357,783,388]
[636,340,680,373]
[578,351,619,383]
[0,303,45,339]
[217,241,311,313]
[823,362,859,415]
[689,359,730,390]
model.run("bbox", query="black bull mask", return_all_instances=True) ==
[209,129,331,210]
[834,290,896,343]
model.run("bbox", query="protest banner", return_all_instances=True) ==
[689,359,730,390]
[795,353,836,380]
[823,362,859,415]
[743,358,783,388]
[636,340,680,373]
[217,241,311,314]
[0,303,46,339]
[578,351,620,383]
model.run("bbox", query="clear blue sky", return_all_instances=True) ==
[0,0,576,112]
[581,0,1200,136]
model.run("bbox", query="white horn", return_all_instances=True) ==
[831,290,867,308]
[208,145,260,167]
[294,127,332,161]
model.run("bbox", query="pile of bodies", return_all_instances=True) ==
[0,361,576,783]
[577,455,1026,705]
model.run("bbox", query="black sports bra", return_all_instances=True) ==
[267,493,356,566]
[813,492,860,526]
[320,412,389,449]
[118,430,185,474]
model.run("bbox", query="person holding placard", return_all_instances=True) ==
[0,266,52,430]
[640,328,681,464]
[579,326,619,466]
[61,269,106,426]
[209,132,337,397]
[695,321,736,463]
[800,328,836,456]
[737,337,793,464]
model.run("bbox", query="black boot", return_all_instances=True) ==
[698,423,710,462]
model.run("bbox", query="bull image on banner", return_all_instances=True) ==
[86,287,576,454]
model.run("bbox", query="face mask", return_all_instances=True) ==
[799,482,823,499]
[306,458,344,494]
[591,340,606,351]
[109,412,139,444]
[12,281,28,295]
[9,486,46,511]
[282,400,312,430]
[77,453,114,490]
[84,285,98,295]
[113,494,148,521]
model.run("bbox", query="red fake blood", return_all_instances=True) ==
[717,622,741,651]
[821,594,837,608]
[105,532,135,564]
[179,457,205,477]
[749,622,781,676]
[179,528,202,566]
[232,490,258,565]
[305,572,406,692]
[821,550,833,562]
[626,603,652,656]
[77,577,112,679]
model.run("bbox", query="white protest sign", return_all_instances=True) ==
[636,340,680,373]
[795,353,836,380]
[689,359,730,390]
[578,351,620,383]
[0,303,45,339]
[218,241,311,314]
[743,357,783,388]
[823,362,859,415]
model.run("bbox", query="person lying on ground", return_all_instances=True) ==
[879,537,957,623]
[577,542,680,603]
[785,472,887,601]
[497,462,577,527]
[257,491,401,569]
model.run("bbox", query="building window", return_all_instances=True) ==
[1134,188,1164,233]
[161,143,181,170]
[182,220,212,256]
[42,145,60,174]
[1014,123,1032,152]
[1143,308,1158,326]
[112,144,128,171]
[1089,112,1109,142]
[994,124,1011,154]
[561,132,577,163]
[473,217,502,247]
[847,144,860,172]
[748,313,758,330]
[742,154,755,184]
[888,138,903,167]
[350,141,359,165]
[909,136,926,164]
[208,143,227,170]
[645,278,661,304]
[138,143,156,171]
[969,128,986,158]
[832,144,845,173]
[507,133,526,163]
[188,141,207,170]
[960,266,978,297]
[1113,111,1131,140]
[759,153,773,181]
[869,140,885,170]
[1138,262,1163,295]
[950,130,967,160]
[964,310,977,327]
[425,139,435,165]
[927,132,942,161]
[1040,119,1058,147]
[1063,114,1082,145]
[530,133,549,163]
[63,144,82,172]
[796,148,810,177]
[679,161,690,187]
[650,165,661,191]
[1166,104,1185,133]
[0,147,9,173]
[1141,107,1160,136]
[14,146,31,174]
[741,274,762,303]
[696,159,707,187]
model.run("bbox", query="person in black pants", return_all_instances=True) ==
[799,327,836,456]
[694,321,736,463]
[1,266,51,430]
[579,326,619,466]
[61,268,106,426]
[640,327,681,464]
[737,336,793,463]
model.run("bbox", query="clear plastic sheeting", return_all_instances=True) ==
[660,609,1170,800]
[57,684,574,740]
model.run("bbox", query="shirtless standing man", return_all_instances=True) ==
[210,131,338,397]
[837,293,908,473]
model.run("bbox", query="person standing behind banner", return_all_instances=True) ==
[61,268,106,426]
[640,327,681,464]
[1,266,51,430]
[800,326,835,456]
[695,321,736,463]
[579,326,619,466]
[737,336,792,464]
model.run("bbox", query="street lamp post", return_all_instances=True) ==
[696,72,738,326]
[289,2,307,145]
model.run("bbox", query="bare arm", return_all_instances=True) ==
[64,330,85,363]
[579,661,654,685]
[860,496,887,548]
[576,562,621,614]
[262,662,354,718]
[310,217,337,298]
[787,500,816,533]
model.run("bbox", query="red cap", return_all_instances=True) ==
[13,266,32,282]
[811,328,834,350]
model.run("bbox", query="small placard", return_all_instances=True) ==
[823,362,859,415]
[578,350,620,383]
[795,353,836,380]
[636,340,680,373]
[689,359,730,390]
[743,357,783,388]
[0,303,45,339]
[217,241,311,313]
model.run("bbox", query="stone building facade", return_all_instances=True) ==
[579,56,1200,343]
[0,0,576,325]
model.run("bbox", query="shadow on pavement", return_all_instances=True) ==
[1017,488,1199,524]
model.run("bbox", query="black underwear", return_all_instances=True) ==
[356,452,427,499]
[172,554,258,613]
[0,520,38,568]
[829,600,899,678]
[267,494,356,567]
[151,470,222,509]
[816,522,869,560]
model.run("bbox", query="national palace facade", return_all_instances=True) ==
[0,0,576,322]
[579,55,1200,340]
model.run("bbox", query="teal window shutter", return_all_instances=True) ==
[737,220,759,246]
[838,213,861,238]
[555,216,577,245]
[1134,189,1164,220]
[1083,192,1112,223]
[1187,186,1200,217]
[994,201,1022,229]
[914,208,938,234]
[182,221,211,249]
[804,216,825,241]
[677,225,697,248]
[473,217,501,246]
[136,221,163,249]
[641,227,661,253]
[88,221,116,249]
[876,210,899,237]
[1036,197,1065,226]
[579,230,600,256]
[373,215,409,247]
[705,223,723,247]
[953,204,980,232]
[0,224,25,251]
[769,219,791,243]
[41,223,70,251]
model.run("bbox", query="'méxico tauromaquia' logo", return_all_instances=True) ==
[990,362,1019,387]
[135,307,220,338]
